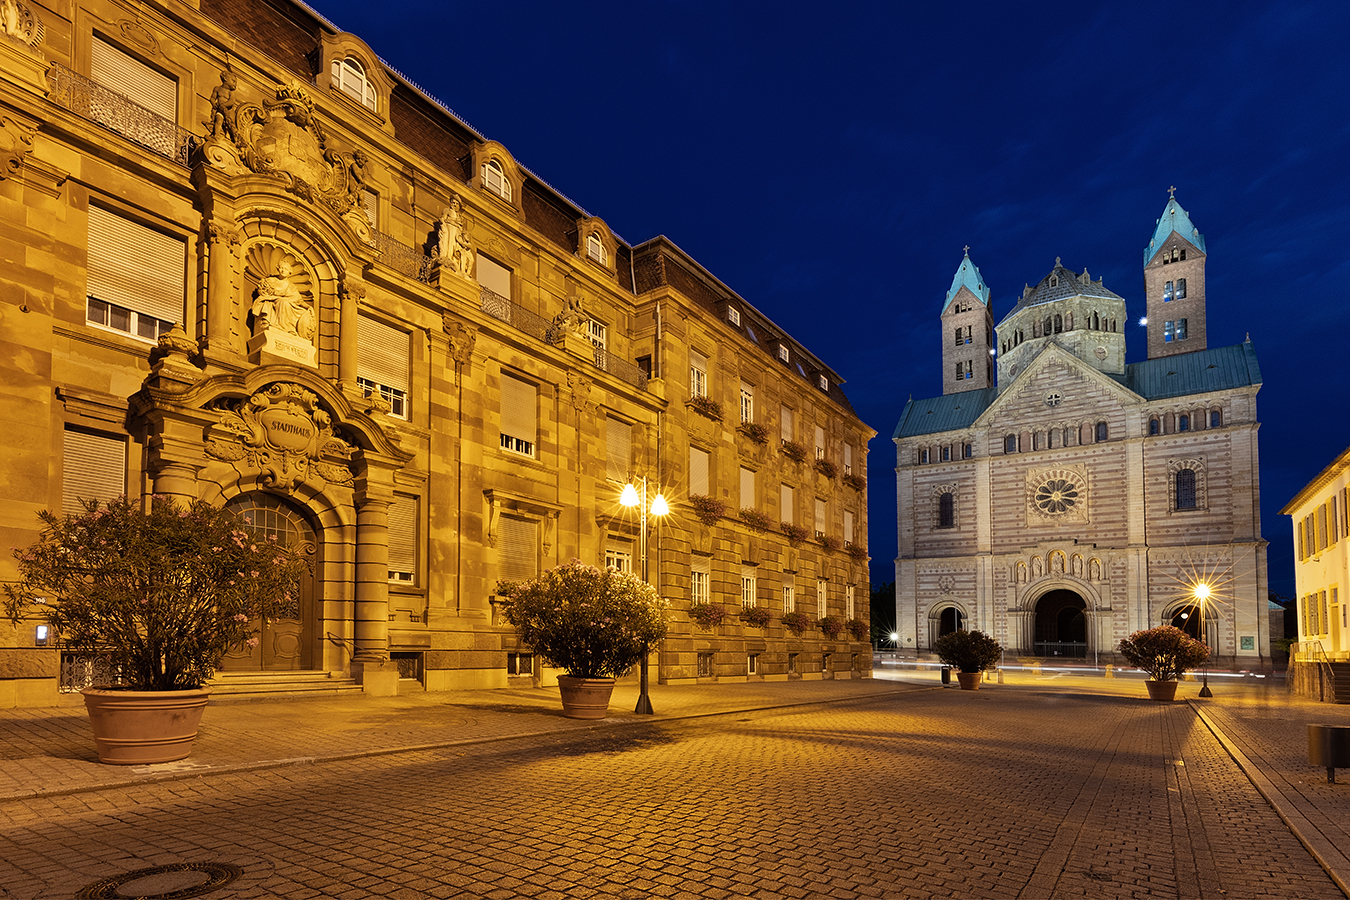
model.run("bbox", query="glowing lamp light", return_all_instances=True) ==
[1138,316,1149,326]
[650,494,670,517]
[889,632,899,642]
[619,483,640,507]
[1194,583,1212,601]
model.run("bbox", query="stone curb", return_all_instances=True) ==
[1189,700,1350,899]
[0,686,923,804]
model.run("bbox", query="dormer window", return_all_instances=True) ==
[1049,275,1058,287]
[727,307,740,326]
[482,159,512,201]
[778,345,789,362]
[818,375,828,392]
[586,232,607,265]
[331,56,376,111]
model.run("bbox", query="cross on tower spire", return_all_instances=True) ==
[963,245,970,255]
[1168,185,1177,199]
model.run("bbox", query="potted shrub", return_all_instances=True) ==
[498,560,667,719]
[818,615,844,640]
[845,618,869,642]
[738,605,772,628]
[1117,625,1209,701]
[780,522,810,546]
[3,496,306,764]
[781,611,812,636]
[688,494,728,526]
[689,601,726,630]
[933,629,1003,691]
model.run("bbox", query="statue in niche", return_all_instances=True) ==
[252,260,315,341]
[205,68,239,141]
[551,292,587,337]
[436,196,475,279]
[345,149,369,209]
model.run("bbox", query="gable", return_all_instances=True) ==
[976,344,1141,432]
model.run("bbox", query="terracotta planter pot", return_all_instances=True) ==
[956,671,983,691]
[1145,679,1179,702]
[81,687,211,765]
[556,675,616,719]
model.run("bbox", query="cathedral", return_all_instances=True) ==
[893,195,1270,668]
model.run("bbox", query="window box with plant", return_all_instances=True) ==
[738,422,770,444]
[845,618,869,642]
[818,615,845,640]
[739,605,772,628]
[820,534,842,553]
[780,522,810,546]
[781,611,813,636]
[814,458,839,480]
[689,601,726,630]
[1117,625,1209,701]
[740,508,774,532]
[847,544,869,563]
[780,440,808,464]
[688,494,728,526]
[933,629,1003,691]
[687,396,723,421]
[842,473,867,492]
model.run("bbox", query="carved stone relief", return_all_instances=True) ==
[0,114,34,179]
[244,244,318,367]
[435,196,475,280]
[1026,465,1089,524]
[0,0,43,48]
[204,383,355,492]
[444,318,477,367]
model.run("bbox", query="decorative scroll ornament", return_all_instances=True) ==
[1026,466,1089,523]
[0,0,44,48]
[205,383,354,491]
[201,79,372,242]
[0,114,34,179]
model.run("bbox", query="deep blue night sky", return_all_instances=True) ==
[312,0,1348,598]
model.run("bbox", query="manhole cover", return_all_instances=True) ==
[76,862,243,899]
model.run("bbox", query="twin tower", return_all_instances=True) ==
[940,192,1209,395]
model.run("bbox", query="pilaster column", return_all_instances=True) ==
[339,276,364,389]
[150,460,201,508]
[204,221,241,353]
[352,491,391,663]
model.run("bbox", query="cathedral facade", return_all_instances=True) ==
[893,196,1269,668]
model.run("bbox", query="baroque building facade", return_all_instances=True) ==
[893,195,1269,668]
[0,0,873,706]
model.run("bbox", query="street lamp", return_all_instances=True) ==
[621,476,668,715]
[1195,582,1213,697]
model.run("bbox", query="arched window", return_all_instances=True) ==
[920,448,929,464]
[1053,314,1062,333]
[1004,434,1017,454]
[1095,421,1108,442]
[331,56,377,111]
[938,492,955,528]
[586,232,607,264]
[1210,409,1222,428]
[1149,418,1159,436]
[1175,468,1197,510]
[1163,281,1173,302]
[482,159,512,201]
[1066,312,1073,329]
[941,446,950,462]
[1179,414,1190,432]
[1092,312,1099,330]
[1176,278,1187,299]
[1043,316,1052,335]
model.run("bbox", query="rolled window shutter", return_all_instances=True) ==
[780,406,793,442]
[500,373,535,443]
[781,485,794,524]
[739,467,754,509]
[87,206,185,324]
[606,418,631,482]
[499,516,538,582]
[361,189,378,230]
[815,499,826,534]
[844,511,854,544]
[387,495,417,579]
[357,315,409,392]
[62,428,126,515]
[689,447,709,496]
[477,256,511,298]
[91,37,177,120]
[690,349,707,372]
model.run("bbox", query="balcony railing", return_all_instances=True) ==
[593,345,648,391]
[371,230,435,284]
[47,64,197,167]
[480,288,562,346]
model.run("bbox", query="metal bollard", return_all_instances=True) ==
[1308,724,1350,784]
[940,666,951,685]
[1104,664,1114,679]
[997,666,1004,684]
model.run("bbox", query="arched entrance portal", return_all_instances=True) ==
[1171,604,1202,640]
[222,493,318,671]
[1034,589,1088,658]
[939,607,964,636]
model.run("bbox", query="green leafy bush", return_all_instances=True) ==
[739,605,772,628]
[1117,626,1209,682]
[819,615,845,639]
[689,601,726,629]
[933,629,1003,673]
[845,618,869,642]
[688,494,728,526]
[781,611,813,635]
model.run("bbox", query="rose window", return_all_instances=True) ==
[1035,478,1079,514]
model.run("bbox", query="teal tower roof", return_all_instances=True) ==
[1144,193,1207,265]
[943,251,990,312]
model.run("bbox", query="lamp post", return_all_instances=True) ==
[1195,582,1213,697]
[621,476,668,715]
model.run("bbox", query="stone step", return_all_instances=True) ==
[207,670,363,701]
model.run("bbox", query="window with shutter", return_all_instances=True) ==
[739,382,754,424]
[689,350,708,399]
[781,484,794,525]
[606,417,631,482]
[357,315,409,419]
[815,498,826,537]
[477,255,511,299]
[844,443,853,475]
[814,425,825,460]
[780,405,793,443]
[500,373,536,457]
[91,37,177,120]
[816,578,828,616]
[361,189,378,230]
[86,207,185,342]
[783,576,795,613]
[690,556,710,605]
[846,585,856,620]
[387,494,417,584]
[844,510,854,544]
[498,516,538,583]
[605,539,632,573]
[62,428,126,516]
[689,447,709,496]
[740,566,756,608]
[739,467,754,510]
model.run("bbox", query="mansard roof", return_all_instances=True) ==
[893,341,1261,439]
[1144,196,1207,265]
[942,252,990,312]
[1003,260,1124,319]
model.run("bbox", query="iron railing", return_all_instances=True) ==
[593,345,649,390]
[480,288,561,346]
[47,64,197,167]
[1293,640,1337,702]
[59,651,121,693]
[370,230,435,284]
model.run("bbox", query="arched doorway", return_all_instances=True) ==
[222,493,318,671]
[1033,589,1088,657]
[939,607,964,636]
[1171,604,1202,640]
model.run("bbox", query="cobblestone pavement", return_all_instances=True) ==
[0,680,1342,899]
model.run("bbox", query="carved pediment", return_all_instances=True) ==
[205,382,355,491]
